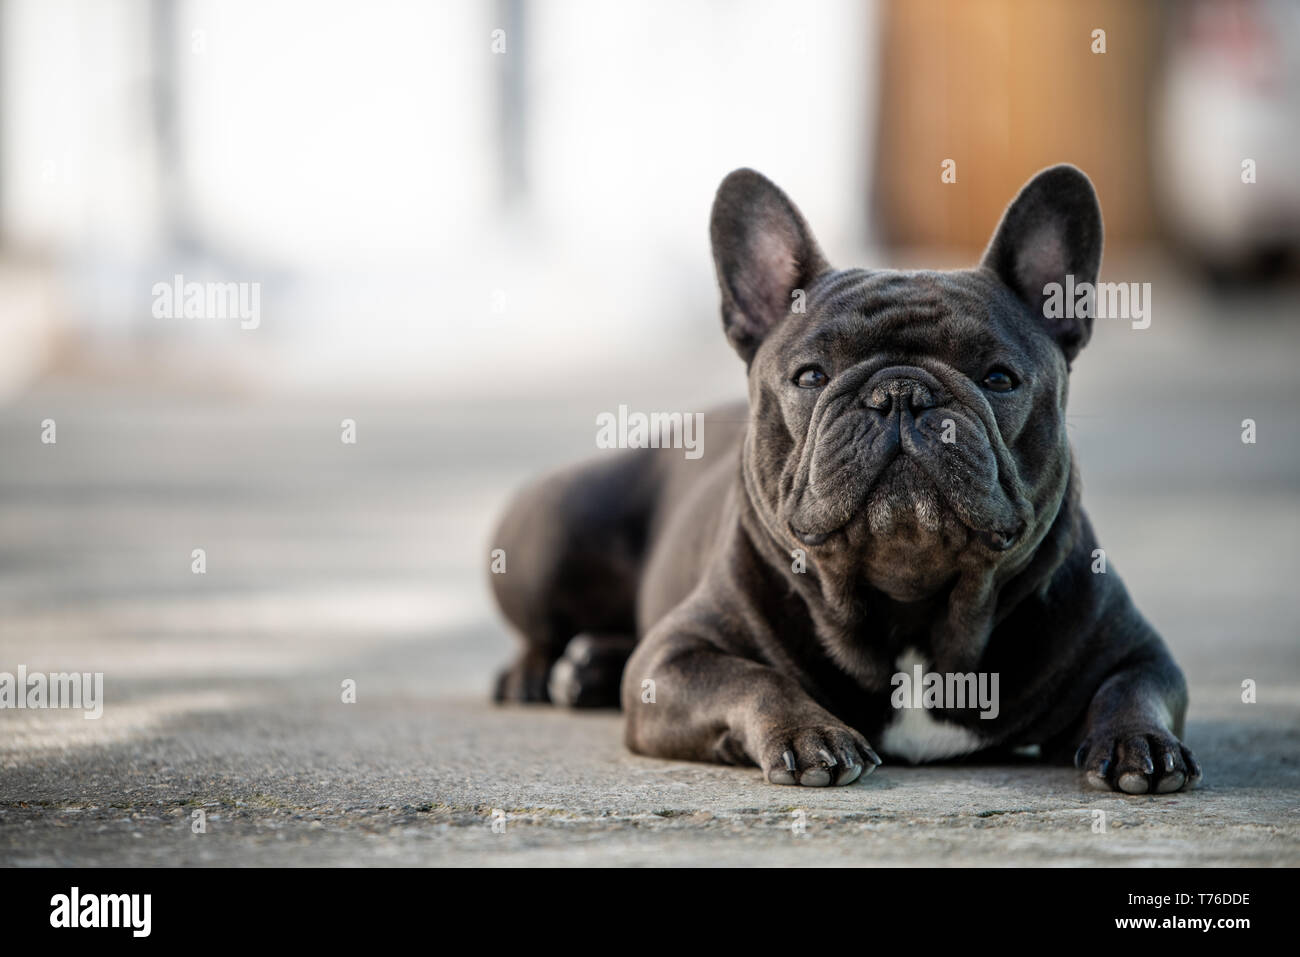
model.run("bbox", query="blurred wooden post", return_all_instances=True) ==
[873,0,1160,253]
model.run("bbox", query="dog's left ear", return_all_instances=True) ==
[711,169,830,364]
[982,165,1103,363]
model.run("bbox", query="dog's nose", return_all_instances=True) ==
[863,376,938,414]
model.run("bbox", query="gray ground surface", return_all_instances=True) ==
[1,267,1298,866]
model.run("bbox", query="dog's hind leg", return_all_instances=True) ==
[546,633,638,708]
[489,452,660,704]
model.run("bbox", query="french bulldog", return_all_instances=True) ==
[490,165,1201,794]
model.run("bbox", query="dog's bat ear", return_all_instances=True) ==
[711,169,830,364]
[982,164,1103,364]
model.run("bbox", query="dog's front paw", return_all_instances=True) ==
[759,724,882,787]
[1076,728,1203,794]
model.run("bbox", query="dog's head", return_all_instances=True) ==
[712,166,1102,601]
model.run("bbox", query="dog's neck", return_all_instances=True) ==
[737,452,1083,681]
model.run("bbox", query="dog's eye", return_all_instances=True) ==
[794,366,829,389]
[982,367,1018,393]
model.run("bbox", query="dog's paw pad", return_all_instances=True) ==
[546,657,582,707]
[1155,770,1186,794]
[760,725,879,787]
[1117,771,1150,794]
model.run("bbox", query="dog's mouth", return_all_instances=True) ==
[792,521,1019,551]
[787,456,1023,554]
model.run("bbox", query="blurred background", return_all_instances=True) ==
[2,0,1298,398]
[1,0,1298,865]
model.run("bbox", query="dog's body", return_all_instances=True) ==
[491,166,1200,793]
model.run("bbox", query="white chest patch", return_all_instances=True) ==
[878,650,986,764]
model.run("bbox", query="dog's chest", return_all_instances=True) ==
[876,649,986,764]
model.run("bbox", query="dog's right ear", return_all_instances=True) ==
[711,169,830,363]
[982,164,1103,364]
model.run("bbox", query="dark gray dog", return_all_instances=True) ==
[491,165,1200,793]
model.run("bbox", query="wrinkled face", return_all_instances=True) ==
[710,166,1103,601]
[747,269,1065,600]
